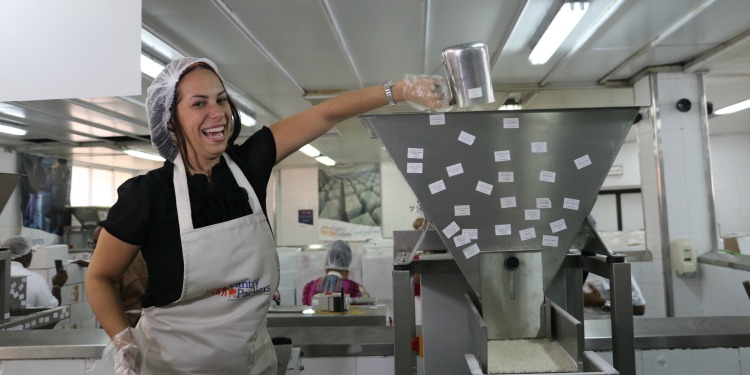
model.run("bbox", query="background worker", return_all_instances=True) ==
[4,235,68,308]
[302,240,370,306]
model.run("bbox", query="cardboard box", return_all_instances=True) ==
[724,234,750,255]
[60,283,84,305]
[65,263,87,285]
[28,244,69,270]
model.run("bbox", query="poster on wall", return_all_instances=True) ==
[318,163,382,241]
[18,153,72,245]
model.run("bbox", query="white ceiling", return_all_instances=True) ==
[1,0,749,172]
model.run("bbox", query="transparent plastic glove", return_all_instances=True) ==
[103,327,143,375]
[402,74,453,112]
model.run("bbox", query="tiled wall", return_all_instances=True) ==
[0,149,22,240]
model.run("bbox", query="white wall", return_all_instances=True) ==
[710,133,750,235]
[602,142,641,190]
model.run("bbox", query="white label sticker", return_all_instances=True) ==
[458,131,476,145]
[539,170,556,183]
[563,198,580,210]
[454,205,471,216]
[500,196,517,208]
[525,209,541,220]
[498,171,514,183]
[476,181,493,195]
[519,227,537,241]
[543,235,559,247]
[429,113,446,125]
[463,244,480,259]
[531,142,548,153]
[463,229,478,240]
[406,163,423,174]
[503,118,519,128]
[454,233,471,247]
[494,150,511,162]
[467,87,483,99]
[407,148,424,159]
[550,218,567,233]
[495,224,512,236]
[536,198,552,209]
[428,180,446,194]
[446,163,464,177]
[574,154,592,169]
[443,221,461,239]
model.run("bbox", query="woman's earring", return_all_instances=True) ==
[169,129,177,146]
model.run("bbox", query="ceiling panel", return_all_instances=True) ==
[1,0,749,172]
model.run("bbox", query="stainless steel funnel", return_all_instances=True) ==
[361,107,638,339]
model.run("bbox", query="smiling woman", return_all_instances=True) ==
[84,56,450,375]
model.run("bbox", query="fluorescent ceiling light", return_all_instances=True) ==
[239,110,257,127]
[0,123,27,136]
[315,155,336,166]
[299,144,321,157]
[714,99,750,115]
[529,1,590,65]
[124,149,165,162]
[140,54,165,79]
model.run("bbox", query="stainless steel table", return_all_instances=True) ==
[267,304,388,328]
[585,316,750,351]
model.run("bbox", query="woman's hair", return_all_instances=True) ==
[169,62,241,172]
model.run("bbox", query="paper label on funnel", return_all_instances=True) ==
[406,163,422,174]
[503,118,519,128]
[476,181,493,195]
[531,142,547,153]
[574,154,592,169]
[537,198,552,209]
[458,131,476,145]
[429,114,445,125]
[495,224,511,236]
[446,163,464,177]
[463,229,478,239]
[563,198,580,210]
[500,196,517,208]
[539,171,556,183]
[468,87,483,99]
[525,209,540,220]
[519,227,536,241]
[494,150,511,162]
[454,205,471,216]
[428,180,446,194]
[543,235,559,247]
[443,221,460,238]
[498,171,514,182]
[454,233,471,247]
[463,244,480,259]
[407,148,423,159]
[550,219,567,233]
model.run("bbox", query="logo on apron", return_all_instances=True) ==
[205,278,272,301]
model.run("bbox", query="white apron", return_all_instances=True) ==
[136,153,279,375]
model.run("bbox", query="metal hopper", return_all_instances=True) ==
[360,107,639,373]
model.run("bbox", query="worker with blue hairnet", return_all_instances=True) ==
[301,240,370,306]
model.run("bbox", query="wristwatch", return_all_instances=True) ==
[384,81,396,106]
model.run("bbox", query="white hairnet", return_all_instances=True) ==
[3,235,34,259]
[146,57,221,161]
[325,240,352,271]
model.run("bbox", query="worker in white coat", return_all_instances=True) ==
[85,57,451,374]
[4,235,67,308]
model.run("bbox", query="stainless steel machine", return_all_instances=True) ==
[360,107,641,375]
